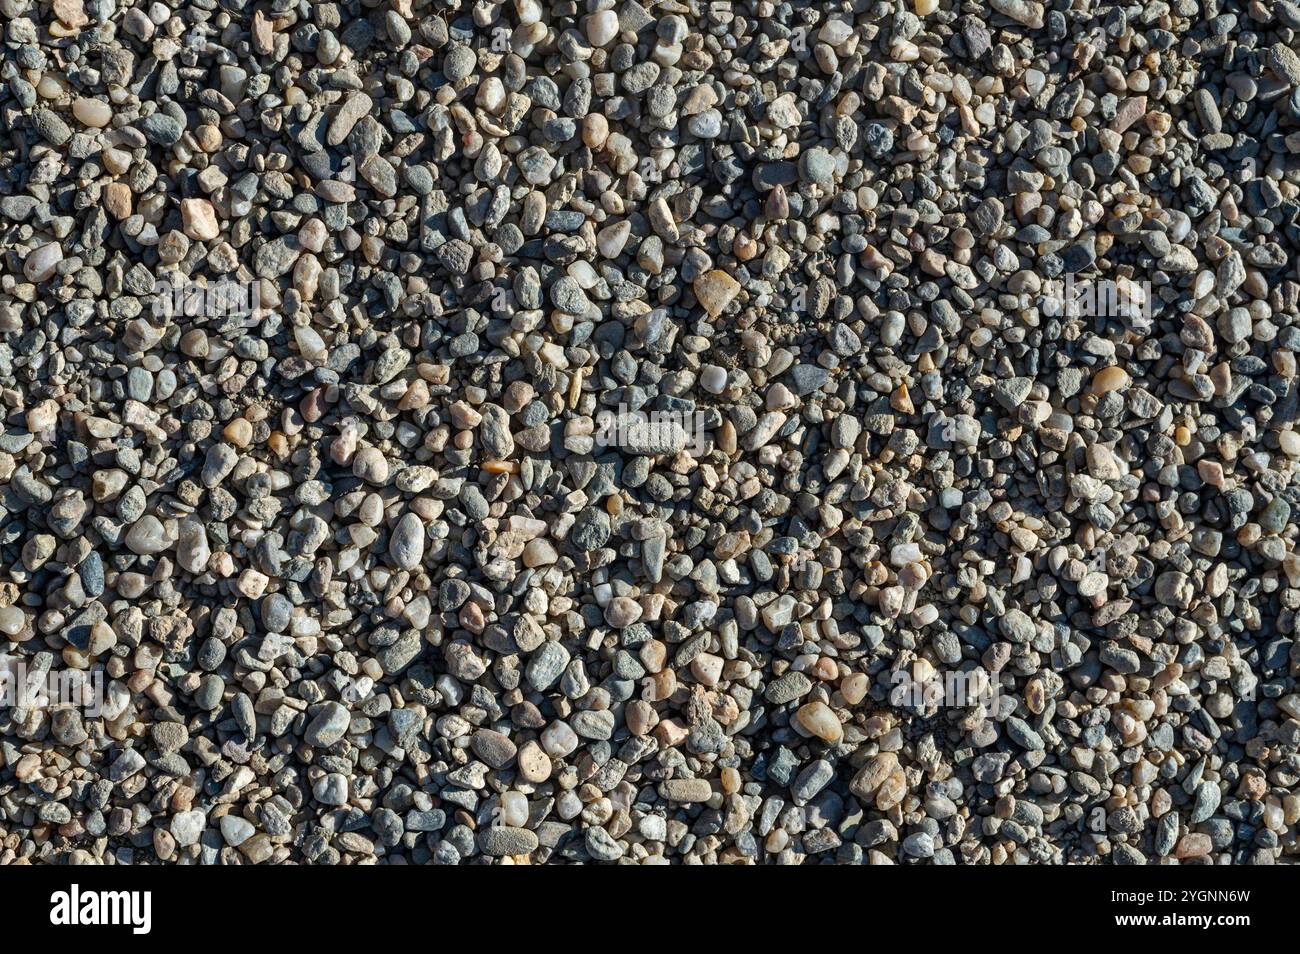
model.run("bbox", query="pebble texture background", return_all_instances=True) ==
[2,0,1300,865]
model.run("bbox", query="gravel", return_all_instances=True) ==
[2,0,1300,868]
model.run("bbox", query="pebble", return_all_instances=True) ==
[478,827,538,857]
[72,97,112,127]
[388,513,426,570]
[586,9,619,46]
[304,702,351,748]
[169,811,206,848]
[23,242,62,282]
[658,779,713,803]
[693,270,741,317]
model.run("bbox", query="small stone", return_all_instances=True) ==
[305,701,351,748]
[389,513,426,570]
[170,810,206,847]
[477,826,538,856]
[658,778,713,802]
[23,243,62,283]
[72,97,112,127]
[586,9,619,45]
[1090,366,1130,394]
[181,199,221,241]
[796,701,843,744]
[125,515,170,555]
[220,815,256,847]
[799,147,837,188]
[694,269,741,317]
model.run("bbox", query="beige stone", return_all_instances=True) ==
[1090,365,1130,394]
[796,700,843,743]
[53,0,88,28]
[181,198,220,241]
[693,269,740,317]
[72,97,112,127]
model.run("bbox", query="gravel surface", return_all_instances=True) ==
[2,0,1300,866]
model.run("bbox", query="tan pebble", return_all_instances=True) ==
[643,668,675,702]
[653,718,689,747]
[517,740,552,782]
[72,96,112,127]
[1208,361,1232,396]
[693,269,741,317]
[625,699,657,736]
[604,595,641,628]
[850,752,898,799]
[458,602,485,633]
[294,253,322,301]
[237,569,269,598]
[352,446,389,485]
[222,418,253,447]
[795,700,843,743]
[596,220,630,258]
[690,652,724,687]
[53,0,89,27]
[62,646,92,670]
[521,538,558,567]
[23,242,62,282]
[812,656,838,680]
[101,147,132,175]
[1090,365,1130,394]
[658,778,713,802]
[298,218,328,253]
[1025,677,1046,714]
[26,399,58,432]
[87,621,116,655]
[1284,794,1300,826]
[638,639,666,673]
[717,418,737,454]
[720,767,741,795]
[152,828,176,861]
[1174,833,1212,858]
[1238,773,1267,800]
[251,8,275,55]
[875,769,908,810]
[195,124,223,152]
[891,382,914,413]
[582,113,609,149]
[397,379,429,411]
[180,198,220,241]
[315,180,356,203]
[240,834,275,863]
[841,672,870,705]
